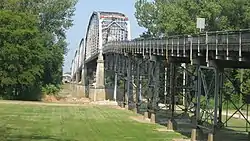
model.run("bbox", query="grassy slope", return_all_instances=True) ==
[0,103,183,141]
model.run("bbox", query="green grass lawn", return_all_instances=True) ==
[0,103,183,141]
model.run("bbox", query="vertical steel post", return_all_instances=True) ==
[132,61,137,111]
[198,35,200,56]
[114,73,118,101]
[218,71,223,126]
[113,55,118,101]
[183,36,186,57]
[170,63,176,118]
[139,76,142,102]
[240,69,244,112]
[239,31,242,61]
[164,67,168,109]
[246,104,249,132]
[226,32,229,60]
[215,33,218,59]
[213,68,220,130]
[136,62,141,112]
[190,36,193,65]
[177,37,180,57]
[182,63,187,108]
[152,61,160,111]
[171,38,174,56]
[147,61,153,112]
[206,32,209,64]
[196,65,202,124]
[123,79,126,108]
[126,58,132,109]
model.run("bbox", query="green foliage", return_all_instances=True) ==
[236,70,250,95]
[0,10,45,84]
[42,84,61,95]
[0,0,77,100]
[135,0,250,36]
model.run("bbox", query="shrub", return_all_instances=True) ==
[42,84,61,95]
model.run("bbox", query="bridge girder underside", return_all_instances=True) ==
[104,52,250,135]
[102,30,250,135]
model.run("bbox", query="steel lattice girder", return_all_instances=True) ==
[71,11,131,78]
[103,30,250,68]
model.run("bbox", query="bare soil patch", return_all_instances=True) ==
[129,116,152,124]
[59,95,90,104]
[42,94,90,104]
[172,139,190,141]
[42,95,58,102]
[90,100,118,105]
[155,128,174,132]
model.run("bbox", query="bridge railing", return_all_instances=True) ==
[103,29,250,54]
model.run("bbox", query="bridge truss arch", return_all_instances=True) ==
[85,11,131,62]
[71,11,131,84]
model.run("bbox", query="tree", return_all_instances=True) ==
[37,0,77,85]
[0,10,46,99]
[135,0,250,36]
[135,0,159,37]
[0,0,78,100]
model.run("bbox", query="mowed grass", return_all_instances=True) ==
[0,103,183,141]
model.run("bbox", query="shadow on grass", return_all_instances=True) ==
[136,107,249,141]
[0,125,78,141]
[214,128,248,141]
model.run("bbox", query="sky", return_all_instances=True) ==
[63,0,146,73]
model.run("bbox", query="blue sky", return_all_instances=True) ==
[63,0,146,73]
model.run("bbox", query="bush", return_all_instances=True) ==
[42,84,61,95]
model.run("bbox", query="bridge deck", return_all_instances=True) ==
[103,30,250,53]
[83,30,250,68]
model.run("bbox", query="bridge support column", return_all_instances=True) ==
[125,58,132,109]
[81,66,86,85]
[195,65,202,126]
[113,73,118,101]
[146,56,160,120]
[130,58,139,112]
[170,63,176,118]
[150,60,160,112]
[113,55,119,102]
[93,53,106,101]
[182,63,188,109]
[135,61,142,113]
[74,71,81,97]
[76,71,80,83]
[80,66,87,97]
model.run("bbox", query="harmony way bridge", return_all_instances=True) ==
[70,11,250,137]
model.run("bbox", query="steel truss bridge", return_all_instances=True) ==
[71,11,250,137]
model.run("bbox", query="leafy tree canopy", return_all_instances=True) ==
[0,0,78,100]
[135,0,250,37]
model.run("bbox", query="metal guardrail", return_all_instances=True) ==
[102,29,250,54]
[84,29,250,62]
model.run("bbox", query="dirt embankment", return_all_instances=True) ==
[41,95,90,104]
